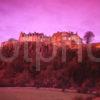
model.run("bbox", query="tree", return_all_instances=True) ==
[84,31,95,44]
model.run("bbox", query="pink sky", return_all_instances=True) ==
[0,0,100,42]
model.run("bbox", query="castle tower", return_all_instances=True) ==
[19,32,26,42]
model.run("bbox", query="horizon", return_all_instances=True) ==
[0,0,100,42]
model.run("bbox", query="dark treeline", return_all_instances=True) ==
[0,41,100,92]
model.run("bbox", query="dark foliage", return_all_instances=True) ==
[0,41,100,94]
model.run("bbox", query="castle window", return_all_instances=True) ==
[68,37,71,40]
[63,36,66,40]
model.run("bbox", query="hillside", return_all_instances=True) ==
[0,41,100,94]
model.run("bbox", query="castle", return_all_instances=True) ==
[1,32,100,49]
[51,31,82,46]
[1,31,82,48]
[19,32,45,42]
[19,31,82,47]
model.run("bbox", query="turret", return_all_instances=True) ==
[19,32,26,41]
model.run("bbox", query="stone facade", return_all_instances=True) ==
[19,32,45,42]
[19,32,82,48]
[51,31,82,47]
